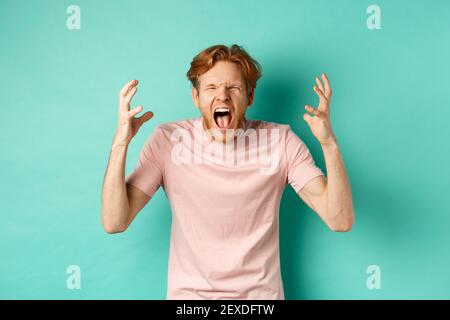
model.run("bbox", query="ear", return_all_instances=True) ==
[247,88,255,107]
[192,87,200,108]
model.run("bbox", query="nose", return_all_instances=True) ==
[216,85,231,102]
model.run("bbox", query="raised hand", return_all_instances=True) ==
[303,73,336,146]
[113,80,154,148]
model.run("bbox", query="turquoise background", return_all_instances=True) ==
[1,0,449,299]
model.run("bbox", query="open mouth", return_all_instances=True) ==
[213,107,233,129]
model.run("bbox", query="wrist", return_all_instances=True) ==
[111,139,129,151]
[321,136,338,150]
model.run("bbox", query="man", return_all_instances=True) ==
[101,44,354,299]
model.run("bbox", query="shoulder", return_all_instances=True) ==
[156,117,198,133]
[247,119,312,156]
[146,117,199,141]
[246,118,295,141]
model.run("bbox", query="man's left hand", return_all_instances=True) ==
[303,73,337,146]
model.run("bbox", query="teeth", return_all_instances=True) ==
[215,107,230,113]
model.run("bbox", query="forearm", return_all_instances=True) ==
[101,142,131,233]
[321,139,354,231]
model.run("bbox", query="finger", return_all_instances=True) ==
[128,105,143,118]
[123,86,138,109]
[305,104,320,116]
[303,113,313,125]
[315,76,325,93]
[119,79,138,101]
[313,85,327,102]
[321,73,332,97]
[136,111,154,125]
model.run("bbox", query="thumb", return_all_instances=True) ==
[303,113,313,125]
[134,111,154,130]
[137,111,154,124]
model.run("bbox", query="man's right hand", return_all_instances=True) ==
[112,79,154,149]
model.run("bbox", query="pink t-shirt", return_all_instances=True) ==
[125,116,324,299]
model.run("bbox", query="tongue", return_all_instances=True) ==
[216,114,231,128]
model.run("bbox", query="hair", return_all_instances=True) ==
[186,44,262,93]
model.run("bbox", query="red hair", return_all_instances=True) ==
[186,44,262,92]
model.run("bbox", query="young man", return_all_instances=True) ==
[101,44,354,300]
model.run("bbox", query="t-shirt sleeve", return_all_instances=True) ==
[285,125,325,193]
[125,126,164,198]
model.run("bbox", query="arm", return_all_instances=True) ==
[101,144,151,234]
[299,73,354,232]
[298,142,354,232]
[101,80,154,234]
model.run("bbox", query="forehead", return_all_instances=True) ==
[198,61,245,85]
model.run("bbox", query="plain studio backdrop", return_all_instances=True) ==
[0,0,449,299]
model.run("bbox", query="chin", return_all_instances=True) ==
[204,118,234,142]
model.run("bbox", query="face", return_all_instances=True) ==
[192,61,254,143]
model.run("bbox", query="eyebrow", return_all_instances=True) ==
[203,82,243,87]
